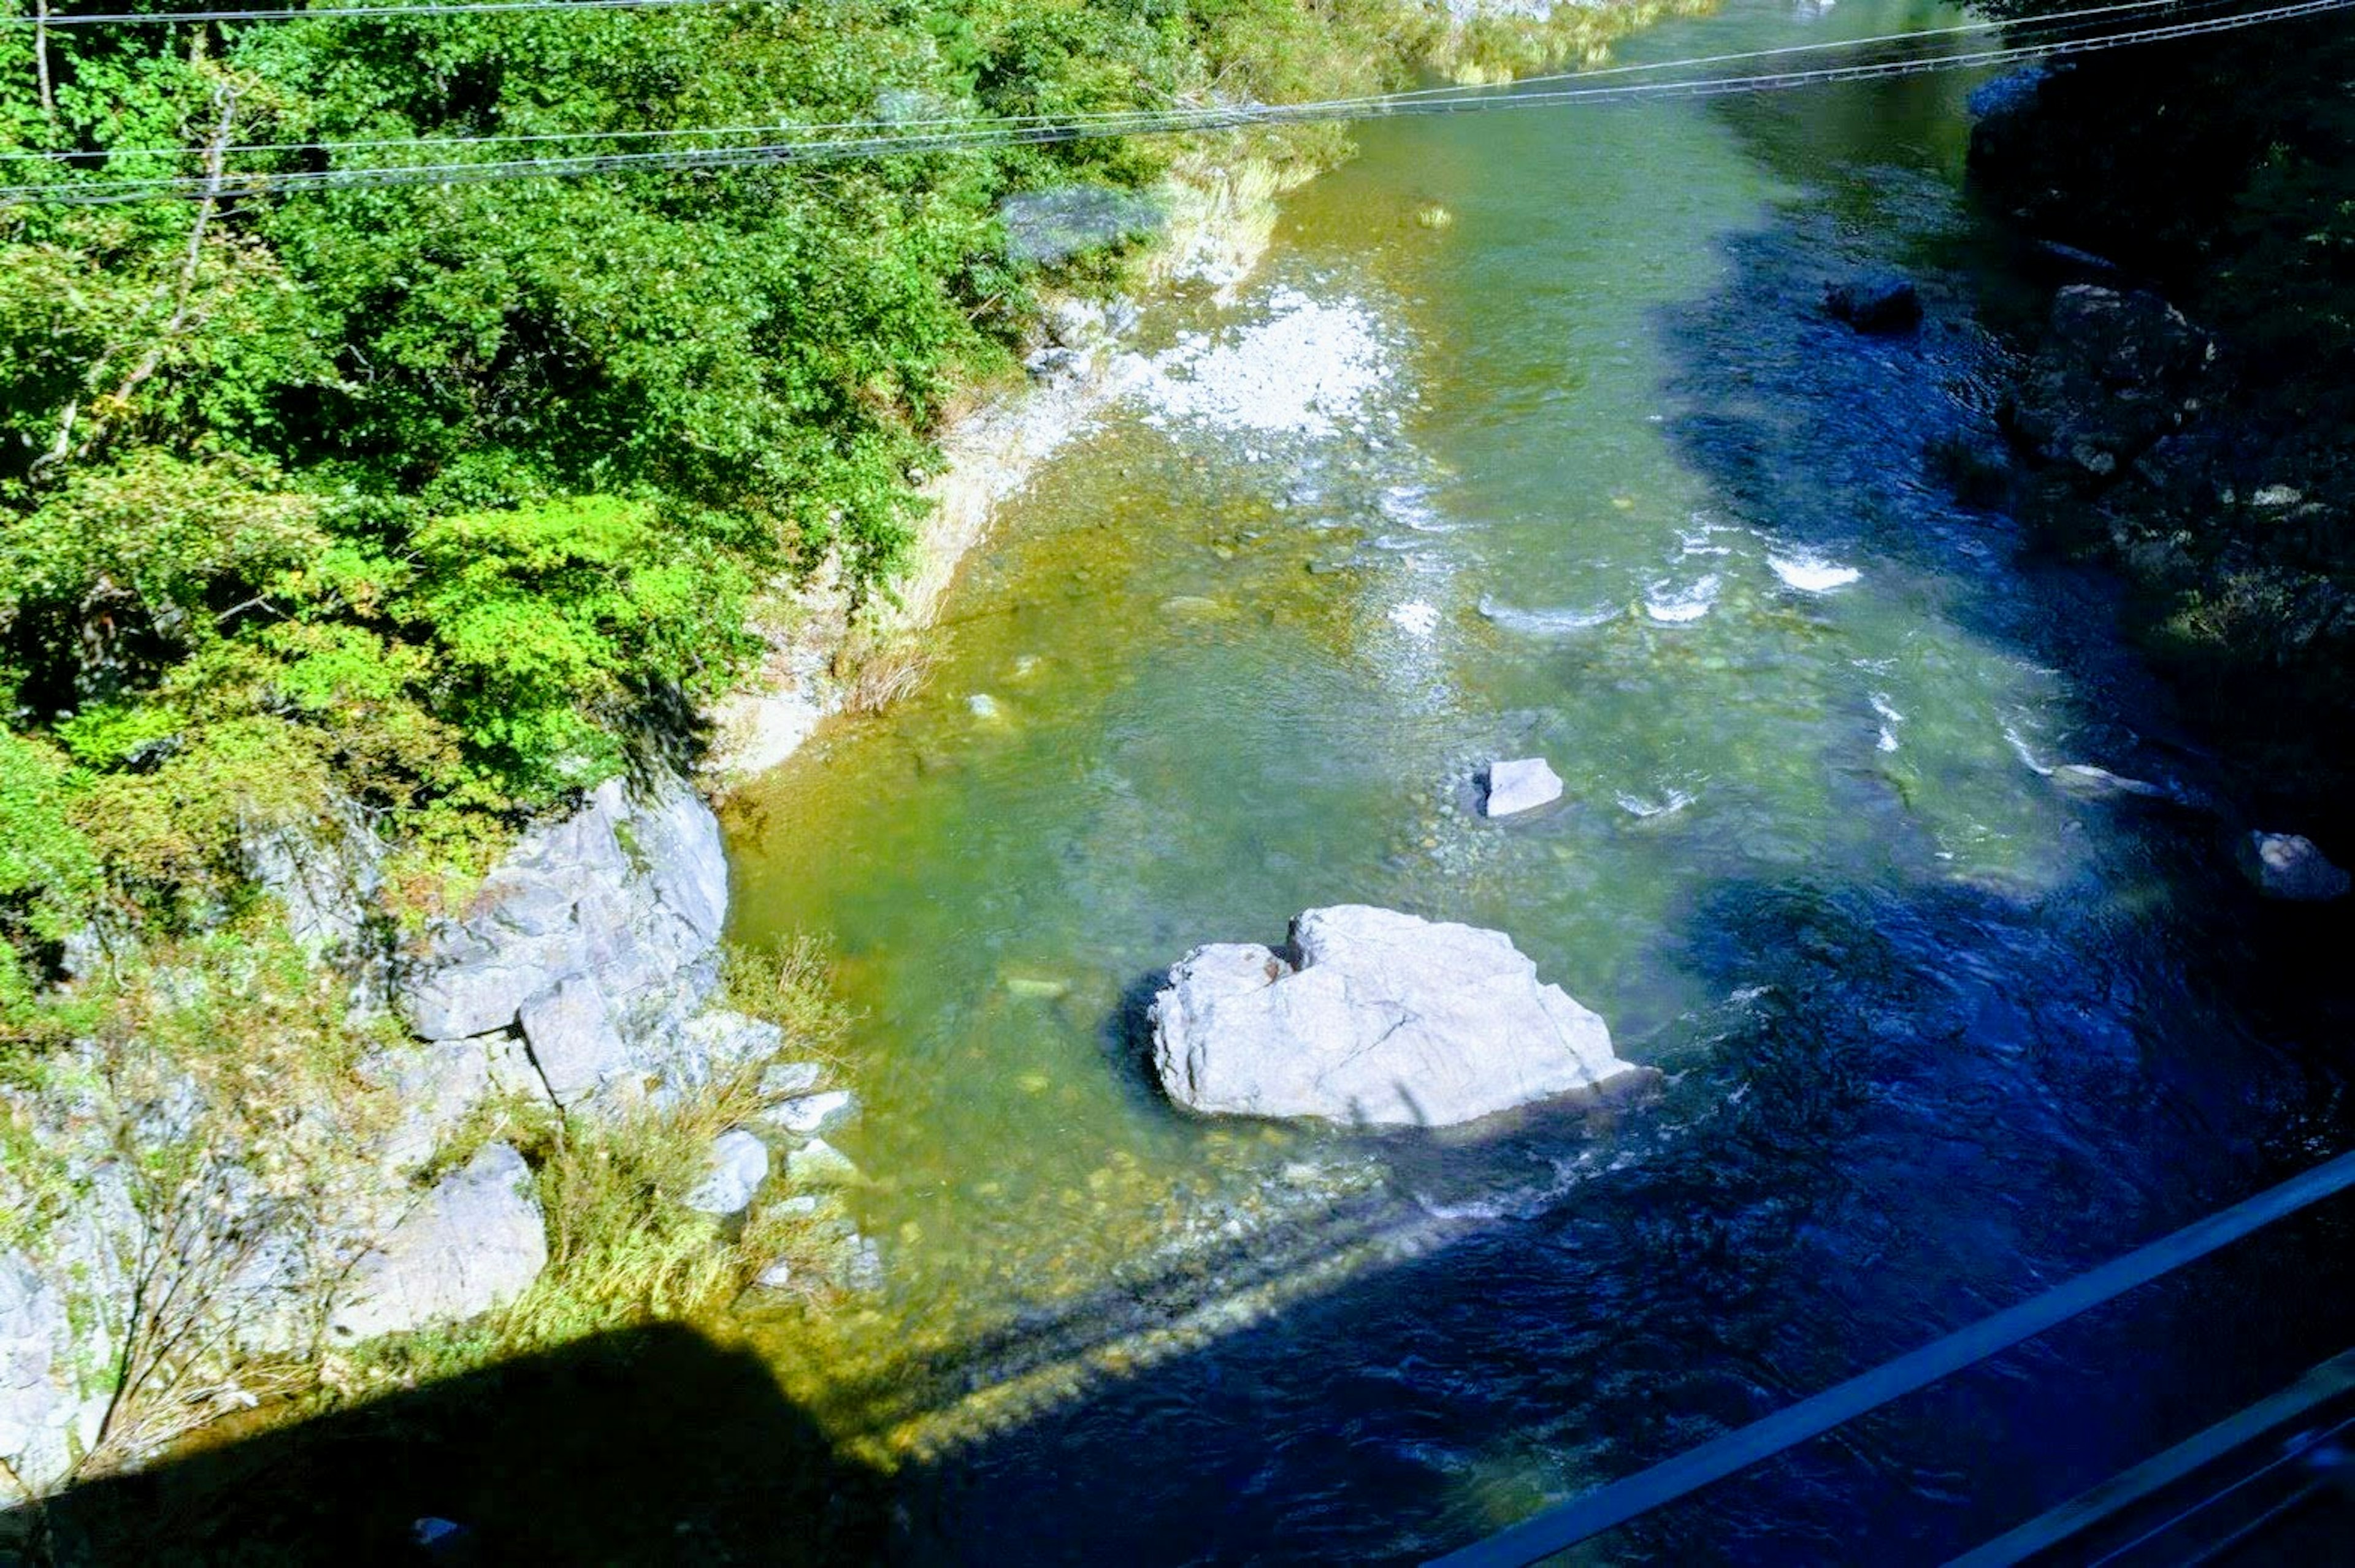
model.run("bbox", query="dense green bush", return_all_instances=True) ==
[0,0,1485,1005]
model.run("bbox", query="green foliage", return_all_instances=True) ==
[0,732,100,1014]
[719,931,856,1061]
[0,0,1597,974]
[394,497,754,799]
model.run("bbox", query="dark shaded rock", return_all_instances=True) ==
[2245,832,2351,901]
[1824,274,1921,333]
[1966,64,2053,183]
[2004,286,2215,483]
[1926,429,2018,511]
[2048,286,2211,389]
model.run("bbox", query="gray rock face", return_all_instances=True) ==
[394,773,728,1044]
[242,805,385,960]
[1149,905,1655,1128]
[519,974,633,1106]
[760,1061,824,1098]
[366,1041,495,1175]
[1,1255,78,1499]
[1483,758,1563,817]
[326,1144,547,1343]
[685,1130,770,1216]
[2249,833,2351,901]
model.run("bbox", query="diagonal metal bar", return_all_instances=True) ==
[1428,1149,2355,1568]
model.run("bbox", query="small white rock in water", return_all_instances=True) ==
[1484,757,1564,817]
[2249,832,2351,901]
[968,693,1001,719]
[767,1089,856,1136]
[685,1130,769,1215]
[753,1258,795,1291]
[2048,763,2169,800]
[1644,575,1720,624]
[787,1137,862,1188]
[1389,599,1441,638]
[760,1061,824,1097]
[1767,553,1862,592]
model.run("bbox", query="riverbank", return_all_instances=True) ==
[699,152,1316,792]
[1965,42,2355,846]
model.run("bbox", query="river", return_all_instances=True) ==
[722,1,2355,1559]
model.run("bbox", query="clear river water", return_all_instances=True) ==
[722,2,2355,1559]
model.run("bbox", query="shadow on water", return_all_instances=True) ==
[879,67,2355,1567]
[4,1321,887,1566]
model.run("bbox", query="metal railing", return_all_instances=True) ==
[1430,1149,2355,1567]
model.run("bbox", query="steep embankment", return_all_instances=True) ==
[1964,32,2355,836]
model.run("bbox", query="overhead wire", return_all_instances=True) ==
[9,0,788,27]
[4,0,2347,205]
[0,0,2242,169]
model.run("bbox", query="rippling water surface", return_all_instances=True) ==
[724,3,2355,1558]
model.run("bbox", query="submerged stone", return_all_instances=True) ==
[1824,274,1922,334]
[787,1138,863,1188]
[2248,832,2351,901]
[1147,905,1656,1128]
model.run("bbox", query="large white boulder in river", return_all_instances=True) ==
[1149,906,1654,1128]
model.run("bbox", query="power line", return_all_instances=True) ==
[6,0,2346,205]
[0,0,2244,168]
[6,0,770,27]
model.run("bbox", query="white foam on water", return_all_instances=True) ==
[1870,692,1904,754]
[1677,518,1734,559]
[2002,720,2054,776]
[1131,286,1394,437]
[1389,600,1441,639]
[1617,792,1694,819]
[1644,574,1720,624]
[1616,789,1695,818]
[1477,595,1620,635]
[1379,484,1454,532]
[1767,553,1863,592]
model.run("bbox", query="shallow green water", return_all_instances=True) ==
[722,0,2183,1511]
